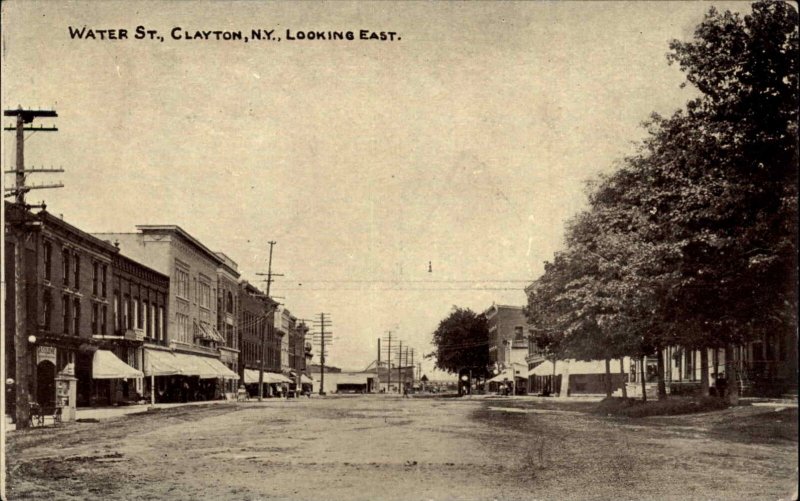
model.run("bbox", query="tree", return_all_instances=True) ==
[429,307,490,375]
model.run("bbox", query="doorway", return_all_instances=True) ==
[36,360,56,408]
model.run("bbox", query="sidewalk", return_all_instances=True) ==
[4,399,235,432]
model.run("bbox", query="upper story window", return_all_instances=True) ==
[101,265,107,297]
[514,326,524,342]
[199,282,212,310]
[92,262,99,295]
[62,295,70,334]
[73,298,81,335]
[42,291,52,330]
[62,249,70,286]
[226,291,234,314]
[43,242,52,281]
[73,253,80,290]
[114,291,120,331]
[175,268,190,299]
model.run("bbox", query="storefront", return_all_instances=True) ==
[142,348,238,403]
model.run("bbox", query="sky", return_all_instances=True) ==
[1,1,751,378]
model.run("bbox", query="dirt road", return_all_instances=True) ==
[6,396,798,500]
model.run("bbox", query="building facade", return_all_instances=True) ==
[105,251,169,405]
[93,226,237,401]
[4,204,144,410]
[216,252,240,396]
[238,280,283,395]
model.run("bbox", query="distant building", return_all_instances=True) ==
[215,252,240,396]
[484,304,529,393]
[238,280,283,396]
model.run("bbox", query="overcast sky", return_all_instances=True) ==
[1,1,750,377]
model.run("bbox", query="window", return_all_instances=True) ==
[158,307,164,341]
[143,301,150,337]
[92,303,99,334]
[133,298,139,329]
[199,282,211,309]
[101,265,107,297]
[176,313,190,343]
[175,268,190,299]
[42,292,52,330]
[73,299,81,335]
[92,262,99,295]
[62,295,70,334]
[150,303,156,339]
[123,294,130,329]
[43,242,52,281]
[226,291,234,314]
[73,253,80,290]
[101,305,107,335]
[514,326,524,342]
[114,292,120,331]
[62,249,70,286]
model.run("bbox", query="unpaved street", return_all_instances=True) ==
[6,396,798,501]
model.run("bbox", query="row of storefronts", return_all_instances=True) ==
[5,203,313,423]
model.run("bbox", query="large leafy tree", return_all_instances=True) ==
[526,1,797,403]
[429,307,490,374]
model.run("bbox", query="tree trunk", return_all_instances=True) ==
[700,347,710,397]
[559,360,570,398]
[724,344,739,405]
[604,358,612,398]
[620,358,628,399]
[640,356,647,403]
[657,347,667,400]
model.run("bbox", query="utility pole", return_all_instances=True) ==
[410,348,415,386]
[397,340,403,394]
[386,331,392,393]
[376,338,381,393]
[313,313,332,395]
[3,107,60,431]
[255,241,281,402]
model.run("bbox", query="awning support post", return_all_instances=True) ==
[151,374,155,406]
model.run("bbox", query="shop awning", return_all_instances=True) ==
[300,374,314,384]
[243,369,292,384]
[144,349,182,376]
[173,353,219,379]
[194,321,226,343]
[267,372,293,384]
[93,350,144,379]
[198,357,240,380]
[487,363,527,383]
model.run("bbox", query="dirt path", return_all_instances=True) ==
[6,396,798,500]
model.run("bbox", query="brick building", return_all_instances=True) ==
[103,251,169,405]
[238,280,285,396]
[215,252,240,396]
[4,203,144,410]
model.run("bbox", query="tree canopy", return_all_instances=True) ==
[526,1,798,393]
[429,306,490,374]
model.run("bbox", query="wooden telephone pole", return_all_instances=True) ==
[3,107,61,430]
[313,313,332,395]
[254,241,282,402]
